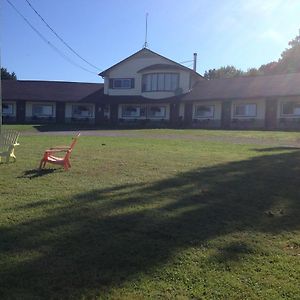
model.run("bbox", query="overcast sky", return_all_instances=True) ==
[1,0,300,83]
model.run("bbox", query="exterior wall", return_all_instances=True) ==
[103,55,192,99]
[25,102,56,123]
[192,101,222,128]
[230,98,266,129]
[2,101,17,123]
[277,96,300,129]
[65,103,95,124]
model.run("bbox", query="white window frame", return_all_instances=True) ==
[2,102,15,116]
[142,73,179,92]
[194,104,214,118]
[233,103,257,118]
[280,101,300,117]
[32,104,54,117]
[72,104,94,118]
[122,105,146,118]
[148,105,167,118]
[112,78,133,89]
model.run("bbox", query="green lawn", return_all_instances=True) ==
[0,130,300,299]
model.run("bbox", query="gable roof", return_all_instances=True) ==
[99,48,203,78]
[182,72,300,101]
[2,80,104,102]
[137,63,190,73]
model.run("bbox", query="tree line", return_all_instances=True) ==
[204,33,300,79]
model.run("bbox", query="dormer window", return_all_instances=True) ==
[142,73,179,92]
[109,78,134,89]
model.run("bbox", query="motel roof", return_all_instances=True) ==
[182,72,300,101]
[2,80,103,103]
[3,72,300,104]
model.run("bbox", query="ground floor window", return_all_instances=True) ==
[148,105,166,118]
[233,103,257,117]
[122,105,146,118]
[194,104,214,118]
[2,103,14,116]
[72,105,93,118]
[32,104,54,117]
[281,101,300,116]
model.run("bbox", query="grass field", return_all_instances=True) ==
[1,127,300,299]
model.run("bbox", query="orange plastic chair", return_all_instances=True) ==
[39,133,80,170]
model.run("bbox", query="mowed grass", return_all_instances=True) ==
[0,132,300,299]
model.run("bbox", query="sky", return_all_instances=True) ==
[1,0,300,83]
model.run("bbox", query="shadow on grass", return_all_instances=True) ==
[33,124,169,132]
[1,149,300,298]
[253,146,300,152]
[18,168,59,179]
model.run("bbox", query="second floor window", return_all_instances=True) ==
[109,78,134,89]
[142,73,179,92]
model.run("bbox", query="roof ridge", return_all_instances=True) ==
[3,79,103,85]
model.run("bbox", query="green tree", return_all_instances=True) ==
[203,65,244,80]
[275,34,300,74]
[1,67,17,80]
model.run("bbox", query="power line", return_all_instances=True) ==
[5,0,97,75]
[179,59,194,64]
[24,0,101,72]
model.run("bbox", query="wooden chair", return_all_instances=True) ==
[0,129,20,163]
[39,133,80,170]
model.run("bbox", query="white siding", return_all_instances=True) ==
[103,55,192,99]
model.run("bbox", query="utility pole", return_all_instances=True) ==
[0,53,2,133]
[0,0,2,133]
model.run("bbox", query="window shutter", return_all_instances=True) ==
[109,79,113,89]
[131,78,135,88]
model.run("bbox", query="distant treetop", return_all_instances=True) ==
[1,67,17,80]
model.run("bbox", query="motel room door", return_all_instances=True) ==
[170,103,180,126]
[221,101,232,129]
[265,98,278,130]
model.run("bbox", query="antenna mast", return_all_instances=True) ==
[144,13,149,48]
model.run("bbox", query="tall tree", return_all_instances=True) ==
[1,67,17,80]
[274,34,300,74]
